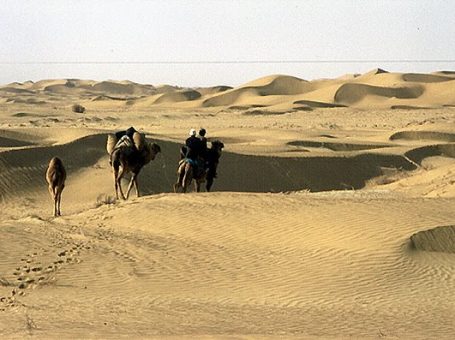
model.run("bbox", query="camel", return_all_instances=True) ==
[174,140,224,193]
[45,157,66,217]
[109,132,161,200]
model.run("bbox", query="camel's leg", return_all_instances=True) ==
[195,180,201,192]
[174,164,185,193]
[125,173,138,199]
[116,167,127,200]
[133,175,140,198]
[56,184,64,216]
[48,185,55,216]
[56,189,61,216]
[52,186,59,217]
[53,186,61,216]
[206,176,214,192]
[113,167,119,199]
[54,195,58,217]
[48,184,54,198]
[125,176,134,199]
[182,165,192,193]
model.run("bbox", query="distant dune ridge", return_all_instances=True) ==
[2,69,455,111]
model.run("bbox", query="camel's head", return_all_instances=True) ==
[142,141,161,164]
[150,142,161,158]
[211,140,224,151]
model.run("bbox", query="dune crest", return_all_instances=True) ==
[334,83,424,105]
[2,70,455,109]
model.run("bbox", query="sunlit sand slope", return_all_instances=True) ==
[2,69,455,110]
[1,192,455,338]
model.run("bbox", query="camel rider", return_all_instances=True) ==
[114,126,137,151]
[185,128,201,159]
[115,126,137,140]
[182,128,204,174]
[198,128,208,154]
[198,128,209,168]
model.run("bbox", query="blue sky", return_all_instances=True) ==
[1,0,454,86]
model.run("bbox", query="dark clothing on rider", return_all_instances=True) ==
[115,130,127,140]
[126,127,136,137]
[115,126,137,140]
[199,136,209,170]
[110,127,137,166]
[199,136,208,158]
[185,135,202,160]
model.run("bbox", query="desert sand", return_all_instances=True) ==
[1,69,455,339]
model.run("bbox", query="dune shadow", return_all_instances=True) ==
[0,136,35,148]
[410,225,455,253]
[0,134,108,199]
[404,143,455,165]
[293,100,346,108]
[390,131,455,143]
[140,140,416,194]
[0,134,419,199]
[287,140,393,152]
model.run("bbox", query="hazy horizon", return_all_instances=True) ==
[1,0,455,87]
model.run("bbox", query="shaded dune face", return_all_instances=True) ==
[287,140,393,152]
[0,134,107,201]
[404,144,455,165]
[153,90,201,104]
[293,99,346,108]
[411,225,455,253]
[390,131,455,143]
[334,83,424,105]
[0,136,420,201]
[401,73,455,83]
[0,136,34,148]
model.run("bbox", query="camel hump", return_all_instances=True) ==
[133,131,146,151]
[107,134,118,155]
[46,157,66,183]
[49,156,63,166]
[48,157,65,172]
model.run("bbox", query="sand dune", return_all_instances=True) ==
[153,89,202,104]
[0,87,35,95]
[202,74,313,107]
[0,136,34,148]
[293,99,346,108]
[3,70,455,110]
[88,81,155,96]
[402,73,455,83]
[390,130,455,142]
[334,83,424,105]
[411,225,455,252]
[2,71,455,338]
[195,85,232,96]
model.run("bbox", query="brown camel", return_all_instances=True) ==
[109,132,161,200]
[174,140,224,193]
[45,157,66,217]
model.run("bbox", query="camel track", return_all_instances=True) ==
[2,192,455,338]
